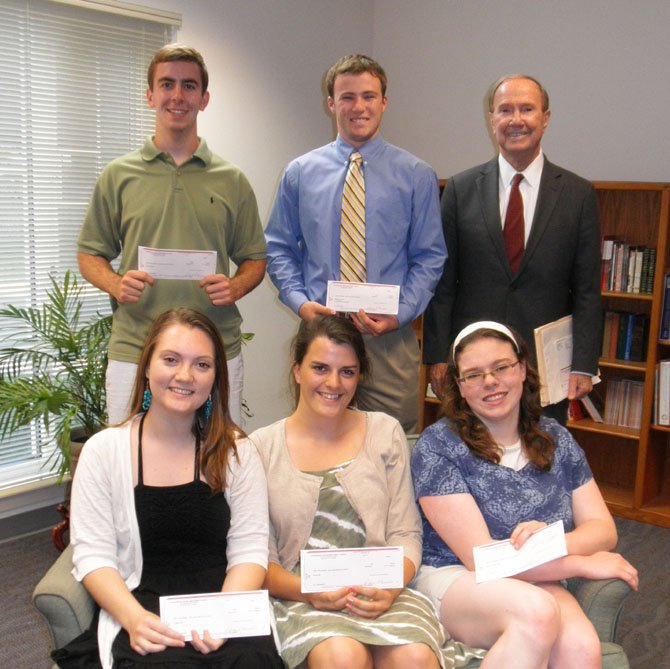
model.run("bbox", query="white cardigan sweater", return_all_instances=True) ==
[70,418,269,669]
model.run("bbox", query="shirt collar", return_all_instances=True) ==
[334,134,385,162]
[140,136,211,166]
[498,150,544,189]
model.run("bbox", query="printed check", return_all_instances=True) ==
[138,246,217,280]
[159,589,270,641]
[300,546,403,593]
[473,520,567,583]
[326,280,400,315]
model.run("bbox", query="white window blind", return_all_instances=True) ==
[0,0,176,488]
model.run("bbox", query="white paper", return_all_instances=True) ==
[534,316,600,406]
[300,546,403,593]
[138,246,217,280]
[473,521,567,583]
[159,590,270,641]
[326,281,400,315]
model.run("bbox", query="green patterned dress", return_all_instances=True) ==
[271,462,485,668]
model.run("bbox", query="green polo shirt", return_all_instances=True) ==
[78,137,265,363]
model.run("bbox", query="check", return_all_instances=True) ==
[300,546,403,593]
[473,521,567,583]
[326,281,400,315]
[159,590,270,641]
[138,246,217,280]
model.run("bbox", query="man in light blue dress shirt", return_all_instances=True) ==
[265,54,446,432]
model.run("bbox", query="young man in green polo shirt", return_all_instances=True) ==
[77,44,266,425]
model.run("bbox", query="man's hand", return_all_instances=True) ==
[428,362,449,399]
[350,311,398,336]
[116,270,155,304]
[567,372,593,400]
[298,301,336,321]
[200,274,242,306]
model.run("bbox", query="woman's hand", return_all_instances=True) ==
[190,629,226,654]
[126,609,185,655]
[344,586,401,619]
[578,551,639,591]
[510,520,547,549]
[305,587,351,611]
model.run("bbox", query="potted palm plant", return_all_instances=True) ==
[0,270,111,483]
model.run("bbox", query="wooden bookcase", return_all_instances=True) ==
[417,181,670,528]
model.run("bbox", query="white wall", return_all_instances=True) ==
[374,0,670,182]
[151,0,669,430]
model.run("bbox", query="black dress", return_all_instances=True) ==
[54,419,281,669]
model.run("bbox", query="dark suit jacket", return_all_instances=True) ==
[423,157,602,375]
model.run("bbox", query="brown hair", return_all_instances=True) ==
[325,53,387,98]
[127,308,241,492]
[147,43,209,92]
[290,315,371,408]
[487,74,550,112]
[444,326,554,471]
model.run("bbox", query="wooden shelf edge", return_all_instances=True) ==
[602,290,653,301]
[567,419,640,440]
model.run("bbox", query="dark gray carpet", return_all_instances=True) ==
[1,518,668,668]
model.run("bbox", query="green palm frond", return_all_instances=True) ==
[0,270,110,481]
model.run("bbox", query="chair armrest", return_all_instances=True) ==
[32,544,95,650]
[567,577,631,644]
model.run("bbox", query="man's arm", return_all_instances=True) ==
[569,181,603,382]
[395,168,446,327]
[77,252,154,304]
[200,258,266,306]
[265,165,314,315]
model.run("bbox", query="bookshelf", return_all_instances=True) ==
[417,181,670,528]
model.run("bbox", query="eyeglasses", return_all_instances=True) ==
[457,361,521,387]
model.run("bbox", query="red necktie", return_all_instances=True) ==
[503,173,525,274]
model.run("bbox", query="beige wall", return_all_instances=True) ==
[151,0,669,430]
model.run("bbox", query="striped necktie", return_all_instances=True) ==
[339,151,366,282]
[503,173,525,274]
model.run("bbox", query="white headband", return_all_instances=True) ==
[451,321,521,357]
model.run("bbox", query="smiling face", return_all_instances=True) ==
[328,71,387,148]
[293,335,360,418]
[489,77,550,171]
[146,60,210,136]
[455,336,526,432]
[145,323,215,418]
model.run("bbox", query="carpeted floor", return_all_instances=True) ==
[1,517,669,668]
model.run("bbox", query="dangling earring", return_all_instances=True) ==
[203,395,213,420]
[142,386,152,411]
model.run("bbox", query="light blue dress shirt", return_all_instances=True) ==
[265,135,446,327]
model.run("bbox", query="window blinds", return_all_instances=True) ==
[0,0,175,488]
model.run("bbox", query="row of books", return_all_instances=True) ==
[600,237,655,294]
[659,273,670,341]
[654,359,670,425]
[601,311,649,362]
[603,378,645,429]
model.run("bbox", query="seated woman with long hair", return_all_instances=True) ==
[56,308,281,668]
[411,321,638,669]
[250,315,484,669]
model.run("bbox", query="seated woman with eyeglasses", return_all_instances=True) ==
[411,321,638,669]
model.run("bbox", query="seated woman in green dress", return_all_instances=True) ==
[250,315,484,669]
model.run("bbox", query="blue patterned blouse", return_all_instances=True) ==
[411,417,593,568]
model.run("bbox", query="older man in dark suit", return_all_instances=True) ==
[423,74,601,422]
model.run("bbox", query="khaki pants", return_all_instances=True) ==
[356,323,420,433]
